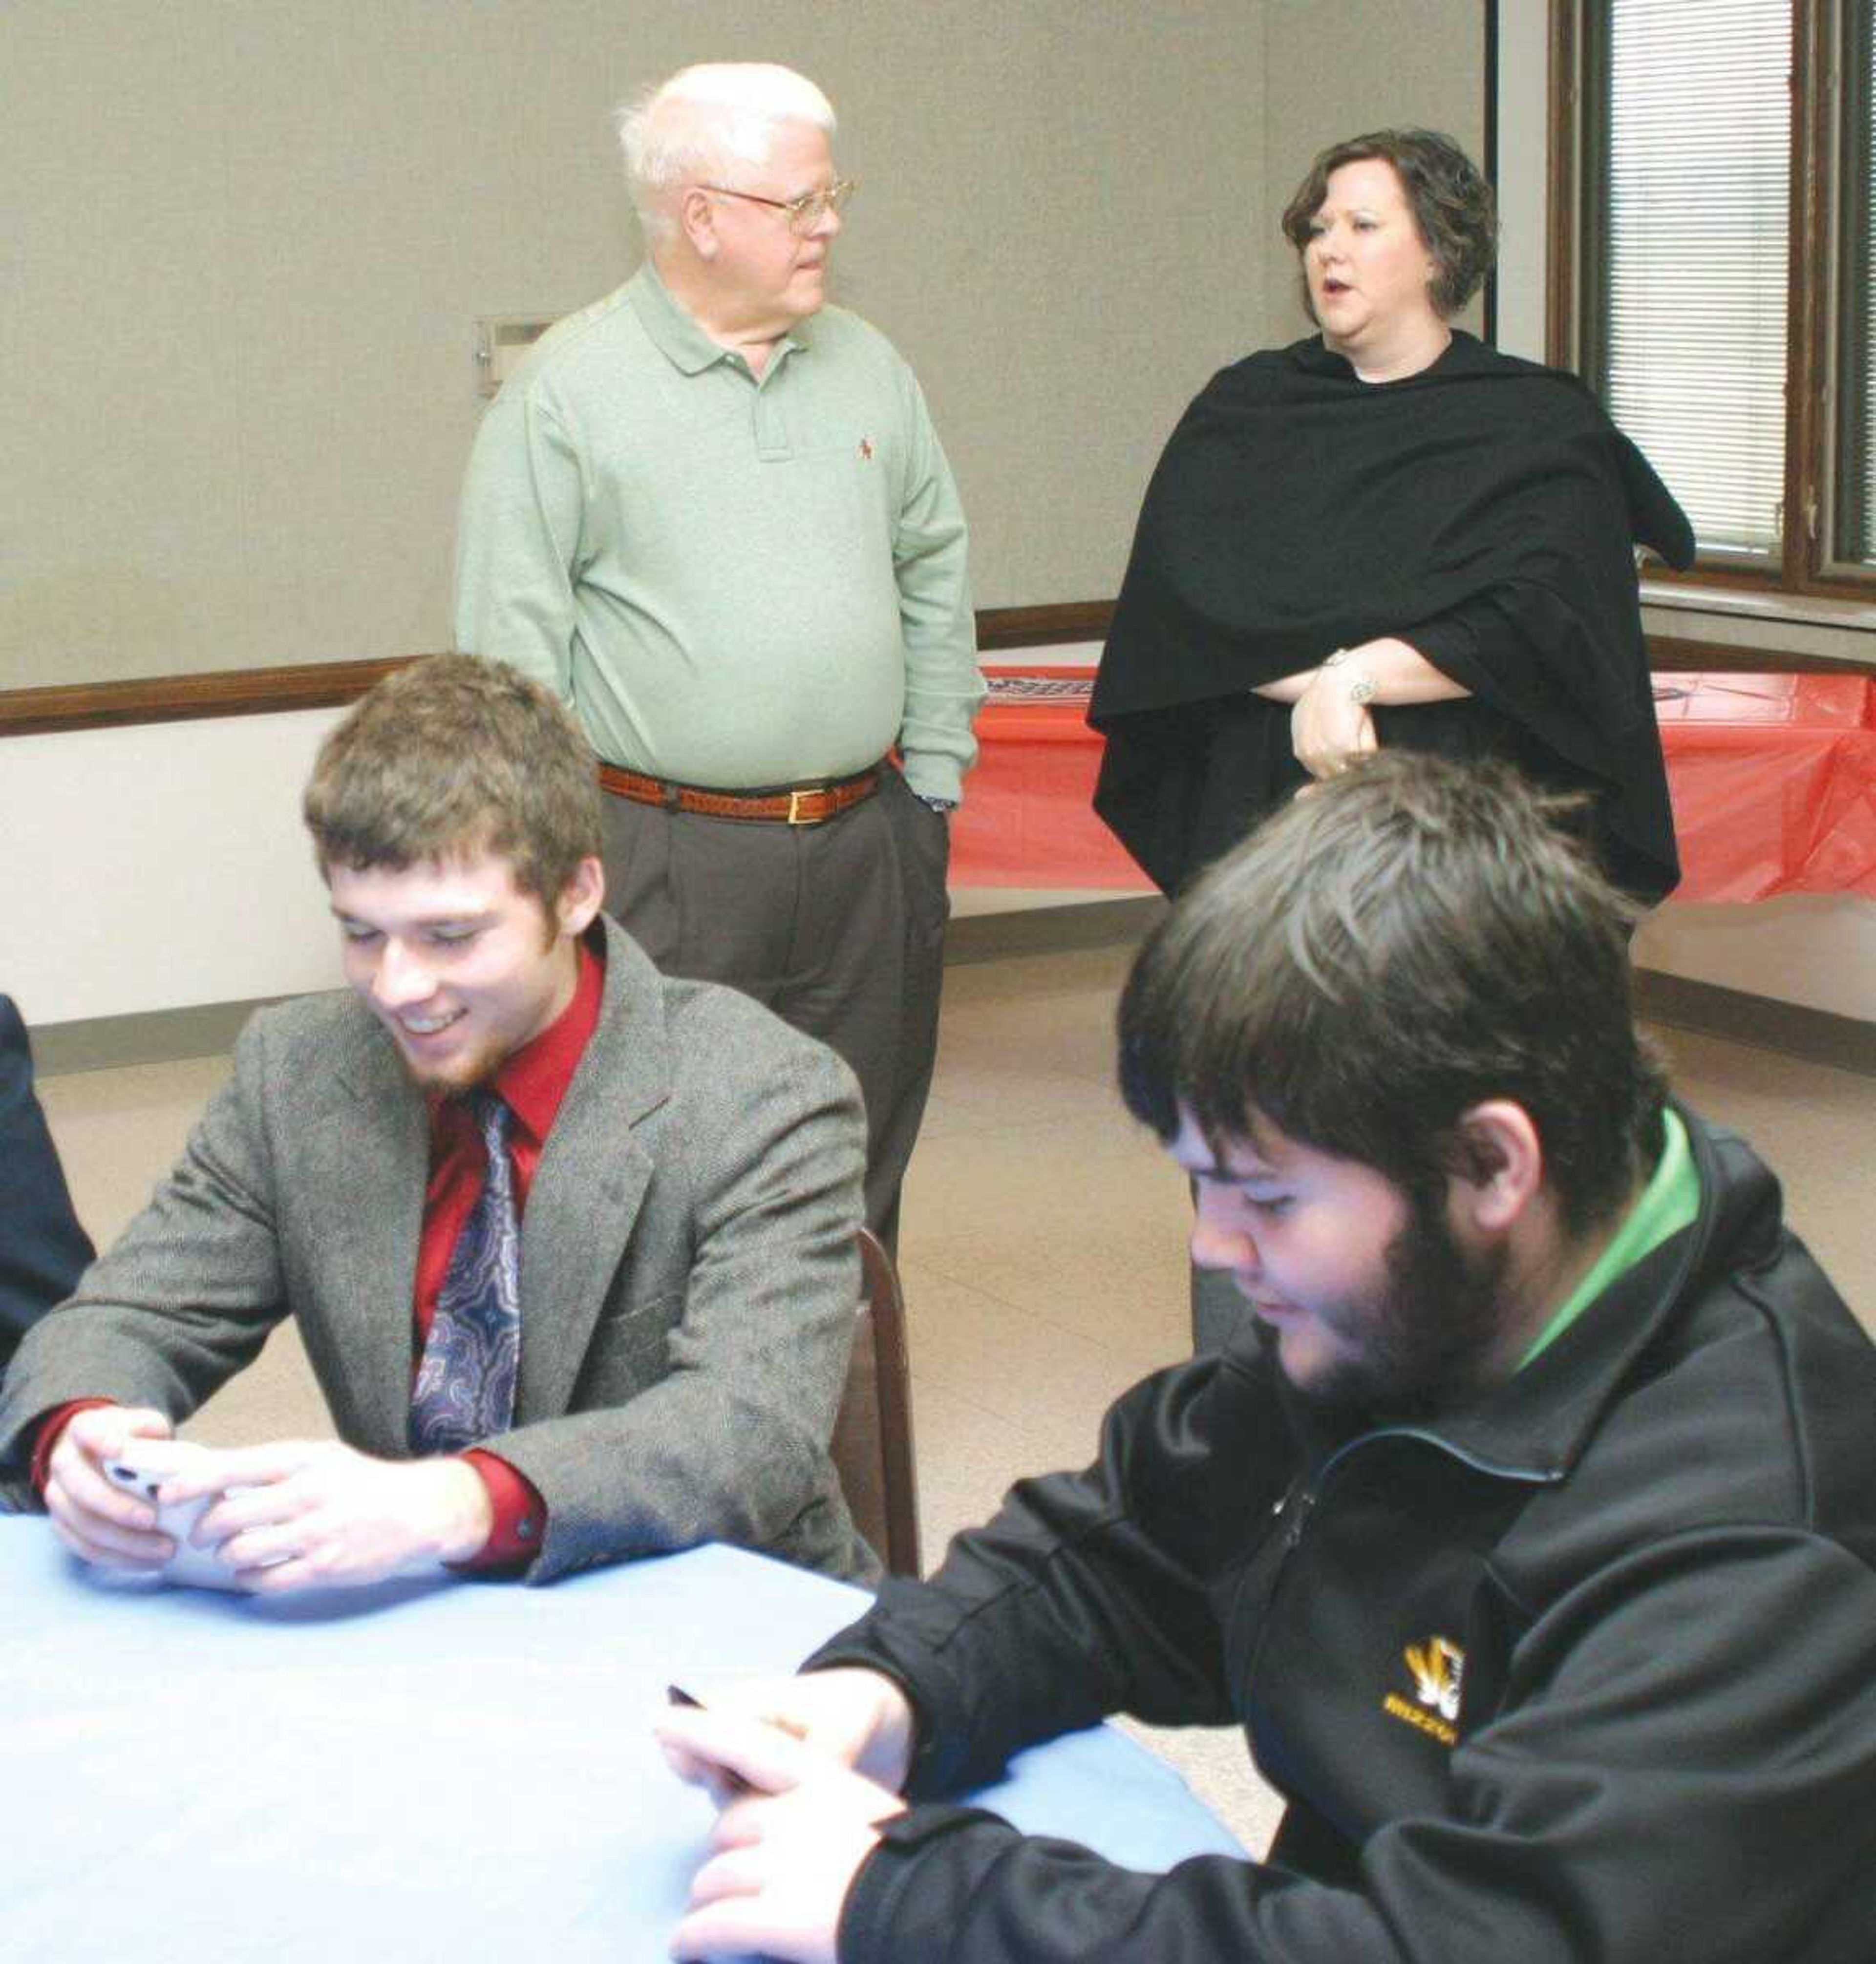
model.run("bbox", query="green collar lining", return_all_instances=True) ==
[1517,1108,1699,1371]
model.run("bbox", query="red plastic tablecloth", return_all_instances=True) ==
[951,668,1876,904]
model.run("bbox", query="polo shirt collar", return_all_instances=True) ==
[627,260,810,377]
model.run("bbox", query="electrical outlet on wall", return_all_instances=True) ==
[473,316,557,397]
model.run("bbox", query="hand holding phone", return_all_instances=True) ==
[101,1445,248,1591]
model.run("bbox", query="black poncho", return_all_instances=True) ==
[1089,332,1695,901]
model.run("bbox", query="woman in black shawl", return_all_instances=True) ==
[1090,129,1693,905]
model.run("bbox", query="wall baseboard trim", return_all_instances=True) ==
[1633,968,1876,1077]
[945,895,1164,965]
[32,997,299,1077]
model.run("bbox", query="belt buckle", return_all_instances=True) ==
[787,788,813,826]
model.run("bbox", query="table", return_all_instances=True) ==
[953,668,1876,903]
[3,1530,1244,1962]
[1650,672,1876,902]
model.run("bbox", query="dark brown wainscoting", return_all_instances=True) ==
[0,658,410,738]
[7,609,1870,738]
[975,601,1114,651]
[0,603,1121,739]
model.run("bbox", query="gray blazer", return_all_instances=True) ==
[0,919,874,1583]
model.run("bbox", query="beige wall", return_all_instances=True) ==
[1258,0,1488,347]
[5,4,1867,1033]
[2,0,1282,691]
[0,0,1488,1032]
[0,0,1497,697]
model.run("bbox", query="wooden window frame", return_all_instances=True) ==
[1549,0,1876,598]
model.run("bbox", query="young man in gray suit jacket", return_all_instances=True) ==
[0,655,874,1589]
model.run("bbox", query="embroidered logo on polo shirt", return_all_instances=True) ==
[859,436,874,462]
[1382,1634,1464,1747]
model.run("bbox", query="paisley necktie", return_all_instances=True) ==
[409,1091,521,1455]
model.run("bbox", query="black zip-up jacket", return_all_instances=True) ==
[812,1110,1876,1960]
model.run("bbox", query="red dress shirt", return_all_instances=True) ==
[426,933,604,1567]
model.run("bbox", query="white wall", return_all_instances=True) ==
[1634,899,1876,1026]
[1,709,346,1027]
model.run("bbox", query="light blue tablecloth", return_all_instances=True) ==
[3,1527,1243,1961]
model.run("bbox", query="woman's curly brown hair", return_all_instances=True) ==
[1281,127,1498,320]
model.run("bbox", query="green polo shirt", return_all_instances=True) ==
[454,263,982,800]
[1519,1108,1702,1370]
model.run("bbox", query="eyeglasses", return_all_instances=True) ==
[697,177,857,236]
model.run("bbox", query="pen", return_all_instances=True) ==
[665,1683,759,1795]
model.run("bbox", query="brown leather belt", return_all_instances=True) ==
[598,760,883,826]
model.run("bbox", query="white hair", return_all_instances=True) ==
[618,63,836,237]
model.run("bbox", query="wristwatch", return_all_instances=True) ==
[918,795,959,814]
[1323,648,1377,707]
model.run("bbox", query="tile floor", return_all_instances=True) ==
[28,926,1876,1853]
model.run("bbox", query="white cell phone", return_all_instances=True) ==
[102,1453,248,1592]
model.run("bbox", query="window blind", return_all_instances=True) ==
[1595,0,1792,557]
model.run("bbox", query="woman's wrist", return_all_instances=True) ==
[1319,647,1378,706]
[1258,636,1460,709]
[1333,635,1470,705]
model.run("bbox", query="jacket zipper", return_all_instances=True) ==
[1242,1433,1558,1698]
[1284,1483,1316,1552]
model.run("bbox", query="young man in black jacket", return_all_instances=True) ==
[657,753,1876,1964]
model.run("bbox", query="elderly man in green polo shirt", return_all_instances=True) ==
[454,61,980,1249]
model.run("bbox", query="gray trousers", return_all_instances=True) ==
[600,764,950,1250]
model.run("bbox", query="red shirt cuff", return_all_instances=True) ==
[456,1449,547,1573]
[29,1398,116,1498]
